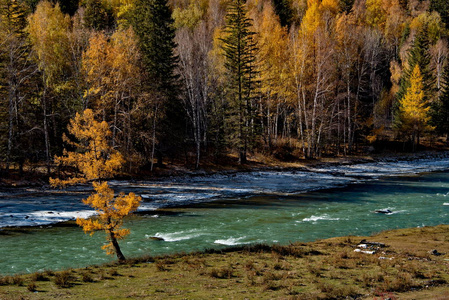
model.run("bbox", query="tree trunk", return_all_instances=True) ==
[109,230,126,262]
[150,104,158,172]
[43,91,51,175]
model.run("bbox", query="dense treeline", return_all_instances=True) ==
[1,0,449,174]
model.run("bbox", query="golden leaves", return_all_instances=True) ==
[27,0,71,87]
[397,65,434,133]
[51,109,124,187]
[76,181,141,257]
[82,28,141,113]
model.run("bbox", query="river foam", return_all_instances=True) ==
[2,156,449,228]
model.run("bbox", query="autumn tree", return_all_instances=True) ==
[221,0,259,164]
[251,2,289,149]
[27,0,74,173]
[51,109,141,262]
[288,0,337,158]
[82,27,142,169]
[394,65,434,151]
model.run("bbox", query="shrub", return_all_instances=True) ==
[12,275,24,286]
[0,276,9,286]
[27,282,37,292]
[210,266,234,279]
[155,262,169,271]
[317,280,359,298]
[54,271,73,288]
[82,272,94,283]
[31,272,48,282]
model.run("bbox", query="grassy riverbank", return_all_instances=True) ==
[1,225,448,299]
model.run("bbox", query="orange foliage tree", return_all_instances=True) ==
[51,109,141,262]
[394,65,434,151]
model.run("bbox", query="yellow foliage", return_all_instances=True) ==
[320,0,339,16]
[27,0,72,87]
[50,109,124,187]
[365,0,386,28]
[173,1,205,29]
[301,0,321,34]
[396,65,434,134]
[254,3,289,100]
[82,28,141,114]
[410,12,444,44]
[76,181,141,257]
[366,126,385,143]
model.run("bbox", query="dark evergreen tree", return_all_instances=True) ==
[83,0,114,31]
[339,0,355,14]
[221,0,259,164]
[272,0,293,27]
[432,63,449,140]
[396,27,434,105]
[131,0,184,166]
[54,0,78,15]
[430,0,449,30]
[0,0,38,173]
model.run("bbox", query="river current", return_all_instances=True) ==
[1,157,449,275]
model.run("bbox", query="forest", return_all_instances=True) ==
[1,0,449,175]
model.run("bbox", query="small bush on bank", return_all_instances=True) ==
[210,266,234,279]
[31,272,48,282]
[54,271,73,288]
[12,275,24,286]
[27,282,37,292]
[82,272,94,282]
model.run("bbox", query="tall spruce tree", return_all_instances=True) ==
[397,27,434,105]
[221,0,258,164]
[433,63,449,141]
[132,0,184,167]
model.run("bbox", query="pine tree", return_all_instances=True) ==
[131,0,184,167]
[432,63,449,141]
[221,0,259,164]
[430,0,449,30]
[397,26,434,105]
[83,0,114,31]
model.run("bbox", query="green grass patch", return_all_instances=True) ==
[1,225,449,299]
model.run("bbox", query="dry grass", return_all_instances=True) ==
[0,225,448,299]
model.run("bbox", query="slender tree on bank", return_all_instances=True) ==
[220,0,258,164]
[50,109,141,262]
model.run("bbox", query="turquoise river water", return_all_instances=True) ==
[1,169,449,275]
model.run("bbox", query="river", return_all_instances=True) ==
[1,157,449,275]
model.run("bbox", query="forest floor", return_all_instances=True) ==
[0,225,448,299]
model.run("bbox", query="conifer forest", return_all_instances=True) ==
[1,0,449,173]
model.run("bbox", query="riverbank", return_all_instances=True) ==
[2,150,449,190]
[1,225,448,299]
